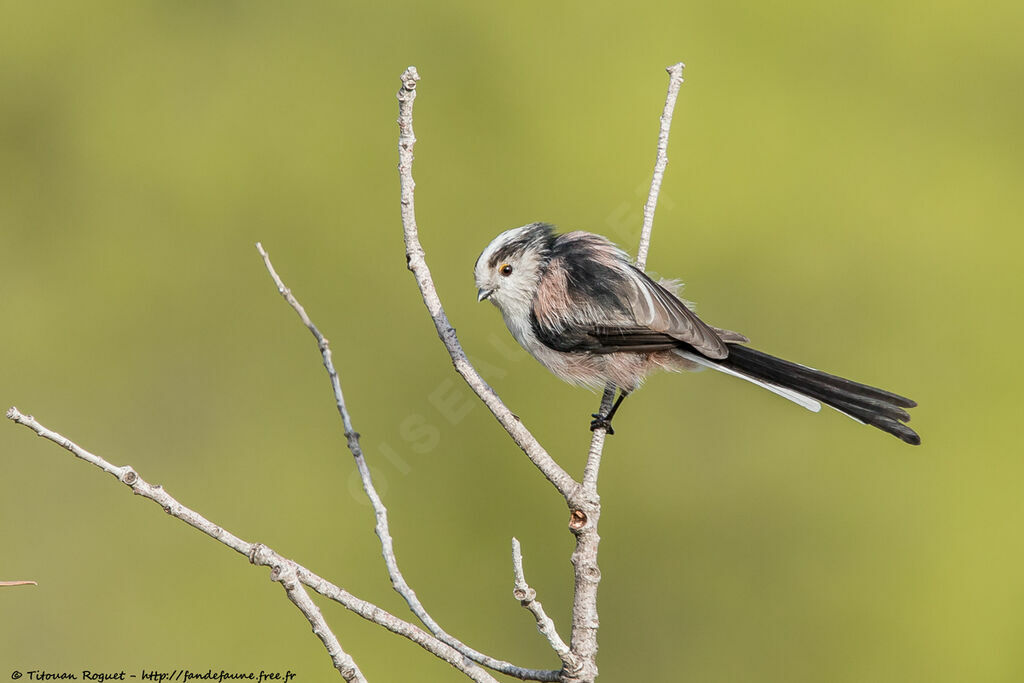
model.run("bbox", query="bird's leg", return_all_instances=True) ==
[590,390,629,435]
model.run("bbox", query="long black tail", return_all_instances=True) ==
[717,345,920,445]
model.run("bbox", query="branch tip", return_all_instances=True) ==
[510,538,575,668]
[261,204,545,681]
[401,66,420,86]
[636,59,687,270]
[395,64,577,503]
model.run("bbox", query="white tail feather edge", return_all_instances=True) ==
[674,349,823,413]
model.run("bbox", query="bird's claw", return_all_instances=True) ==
[590,413,615,435]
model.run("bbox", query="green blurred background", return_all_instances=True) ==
[3,1,1022,680]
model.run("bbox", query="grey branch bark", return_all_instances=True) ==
[257,243,558,682]
[636,62,685,271]
[396,67,579,503]
[395,63,687,683]
[269,559,366,682]
[512,538,577,671]
[6,62,687,683]
[564,62,687,683]
[5,407,499,683]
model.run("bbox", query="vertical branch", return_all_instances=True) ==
[567,62,688,683]
[393,63,687,683]
[565,496,601,683]
[581,385,616,491]
[635,62,685,270]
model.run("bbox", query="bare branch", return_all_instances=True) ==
[395,66,579,503]
[5,407,499,683]
[512,539,577,671]
[265,559,366,681]
[257,243,559,682]
[636,62,685,271]
[389,61,687,683]
[255,242,359,443]
[565,500,601,683]
[581,385,616,491]
[6,63,690,683]
[567,62,688,683]
[567,396,608,683]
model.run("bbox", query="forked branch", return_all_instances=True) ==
[4,407,498,683]
[257,242,559,682]
[394,63,687,683]
[6,62,688,683]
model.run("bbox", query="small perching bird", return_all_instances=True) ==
[474,222,920,444]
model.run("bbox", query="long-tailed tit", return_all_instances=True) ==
[474,222,919,444]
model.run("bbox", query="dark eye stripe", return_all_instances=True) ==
[487,223,556,268]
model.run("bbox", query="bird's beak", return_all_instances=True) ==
[477,288,493,302]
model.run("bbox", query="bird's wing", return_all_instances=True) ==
[531,251,729,359]
[618,266,729,358]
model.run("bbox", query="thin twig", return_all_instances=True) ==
[395,66,579,503]
[636,62,685,271]
[257,243,559,682]
[5,407,498,683]
[266,560,366,682]
[512,538,577,671]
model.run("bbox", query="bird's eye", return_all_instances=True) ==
[499,263,513,276]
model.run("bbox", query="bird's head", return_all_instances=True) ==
[474,222,555,312]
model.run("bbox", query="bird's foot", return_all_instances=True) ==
[590,413,615,435]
